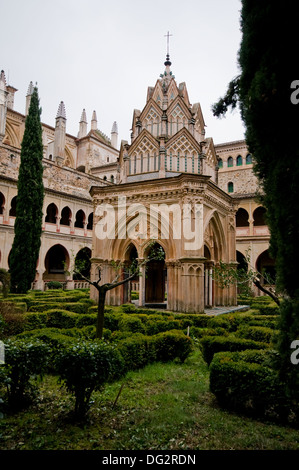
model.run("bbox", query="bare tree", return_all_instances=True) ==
[213,249,280,306]
[71,242,164,339]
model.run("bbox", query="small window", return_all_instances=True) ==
[246,154,252,164]
[228,182,234,193]
[218,158,223,169]
[236,155,243,166]
[227,157,233,167]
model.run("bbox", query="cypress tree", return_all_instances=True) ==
[9,87,44,293]
[213,0,299,403]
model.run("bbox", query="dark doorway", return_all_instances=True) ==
[145,243,166,303]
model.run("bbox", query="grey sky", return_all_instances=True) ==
[1,0,245,146]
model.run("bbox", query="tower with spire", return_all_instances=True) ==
[54,101,66,166]
[0,70,8,142]
[118,34,209,183]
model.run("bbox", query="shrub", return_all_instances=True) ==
[154,330,193,363]
[235,325,275,344]
[121,304,138,313]
[118,315,146,334]
[209,350,297,425]
[145,319,183,335]
[47,281,63,290]
[251,303,280,315]
[75,313,97,328]
[3,338,50,409]
[189,326,228,339]
[15,328,76,370]
[45,309,78,329]
[24,312,48,331]
[200,334,268,365]
[55,340,125,418]
[0,301,26,337]
[117,333,155,371]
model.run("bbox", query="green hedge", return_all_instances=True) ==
[2,338,51,408]
[117,329,193,371]
[209,350,298,425]
[200,334,269,365]
[55,340,125,418]
[235,325,276,344]
[250,303,280,315]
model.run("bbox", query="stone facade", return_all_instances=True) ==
[215,141,273,294]
[0,70,118,290]
[90,56,239,313]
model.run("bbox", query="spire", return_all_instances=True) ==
[78,108,87,138]
[0,70,8,142]
[111,121,118,149]
[111,121,118,134]
[160,32,174,90]
[54,101,66,165]
[56,101,66,120]
[80,108,87,123]
[25,81,34,115]
[91,110,97,130]
[0,70,7,91]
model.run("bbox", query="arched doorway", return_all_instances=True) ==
[236,250,249,294]
[256,249,276,286]
[144,242,166,304]
[123,243,138,304]
[73,247,92,280]
[44,244,69,282]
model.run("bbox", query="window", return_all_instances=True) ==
[87,212,93,230]
[253,206,267,226]
[236,155,243,166]
[9,196,17,217]
[246,154,252,164]
[227,157,233,167]
[177,151,180,171]
[134,155,137,174]
[74,209,85,228]
[45,203,58,224]
[110,175,114,183]
[0,192,5,215]
[228,182,234,193]
[218,158,223,169]
[236,208,249,227]
[60,206,72,226]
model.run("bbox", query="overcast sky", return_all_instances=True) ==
[2,0,245,146]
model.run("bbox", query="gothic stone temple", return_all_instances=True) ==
[89,53,237,313]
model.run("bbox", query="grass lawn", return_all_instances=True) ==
[1,348,299,451]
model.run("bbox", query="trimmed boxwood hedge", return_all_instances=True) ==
[235,324,276,344]
[200,334,269,365]
[209,350,298,425]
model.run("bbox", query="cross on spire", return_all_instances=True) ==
[164,31,173,56]
[164,31,172,67]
